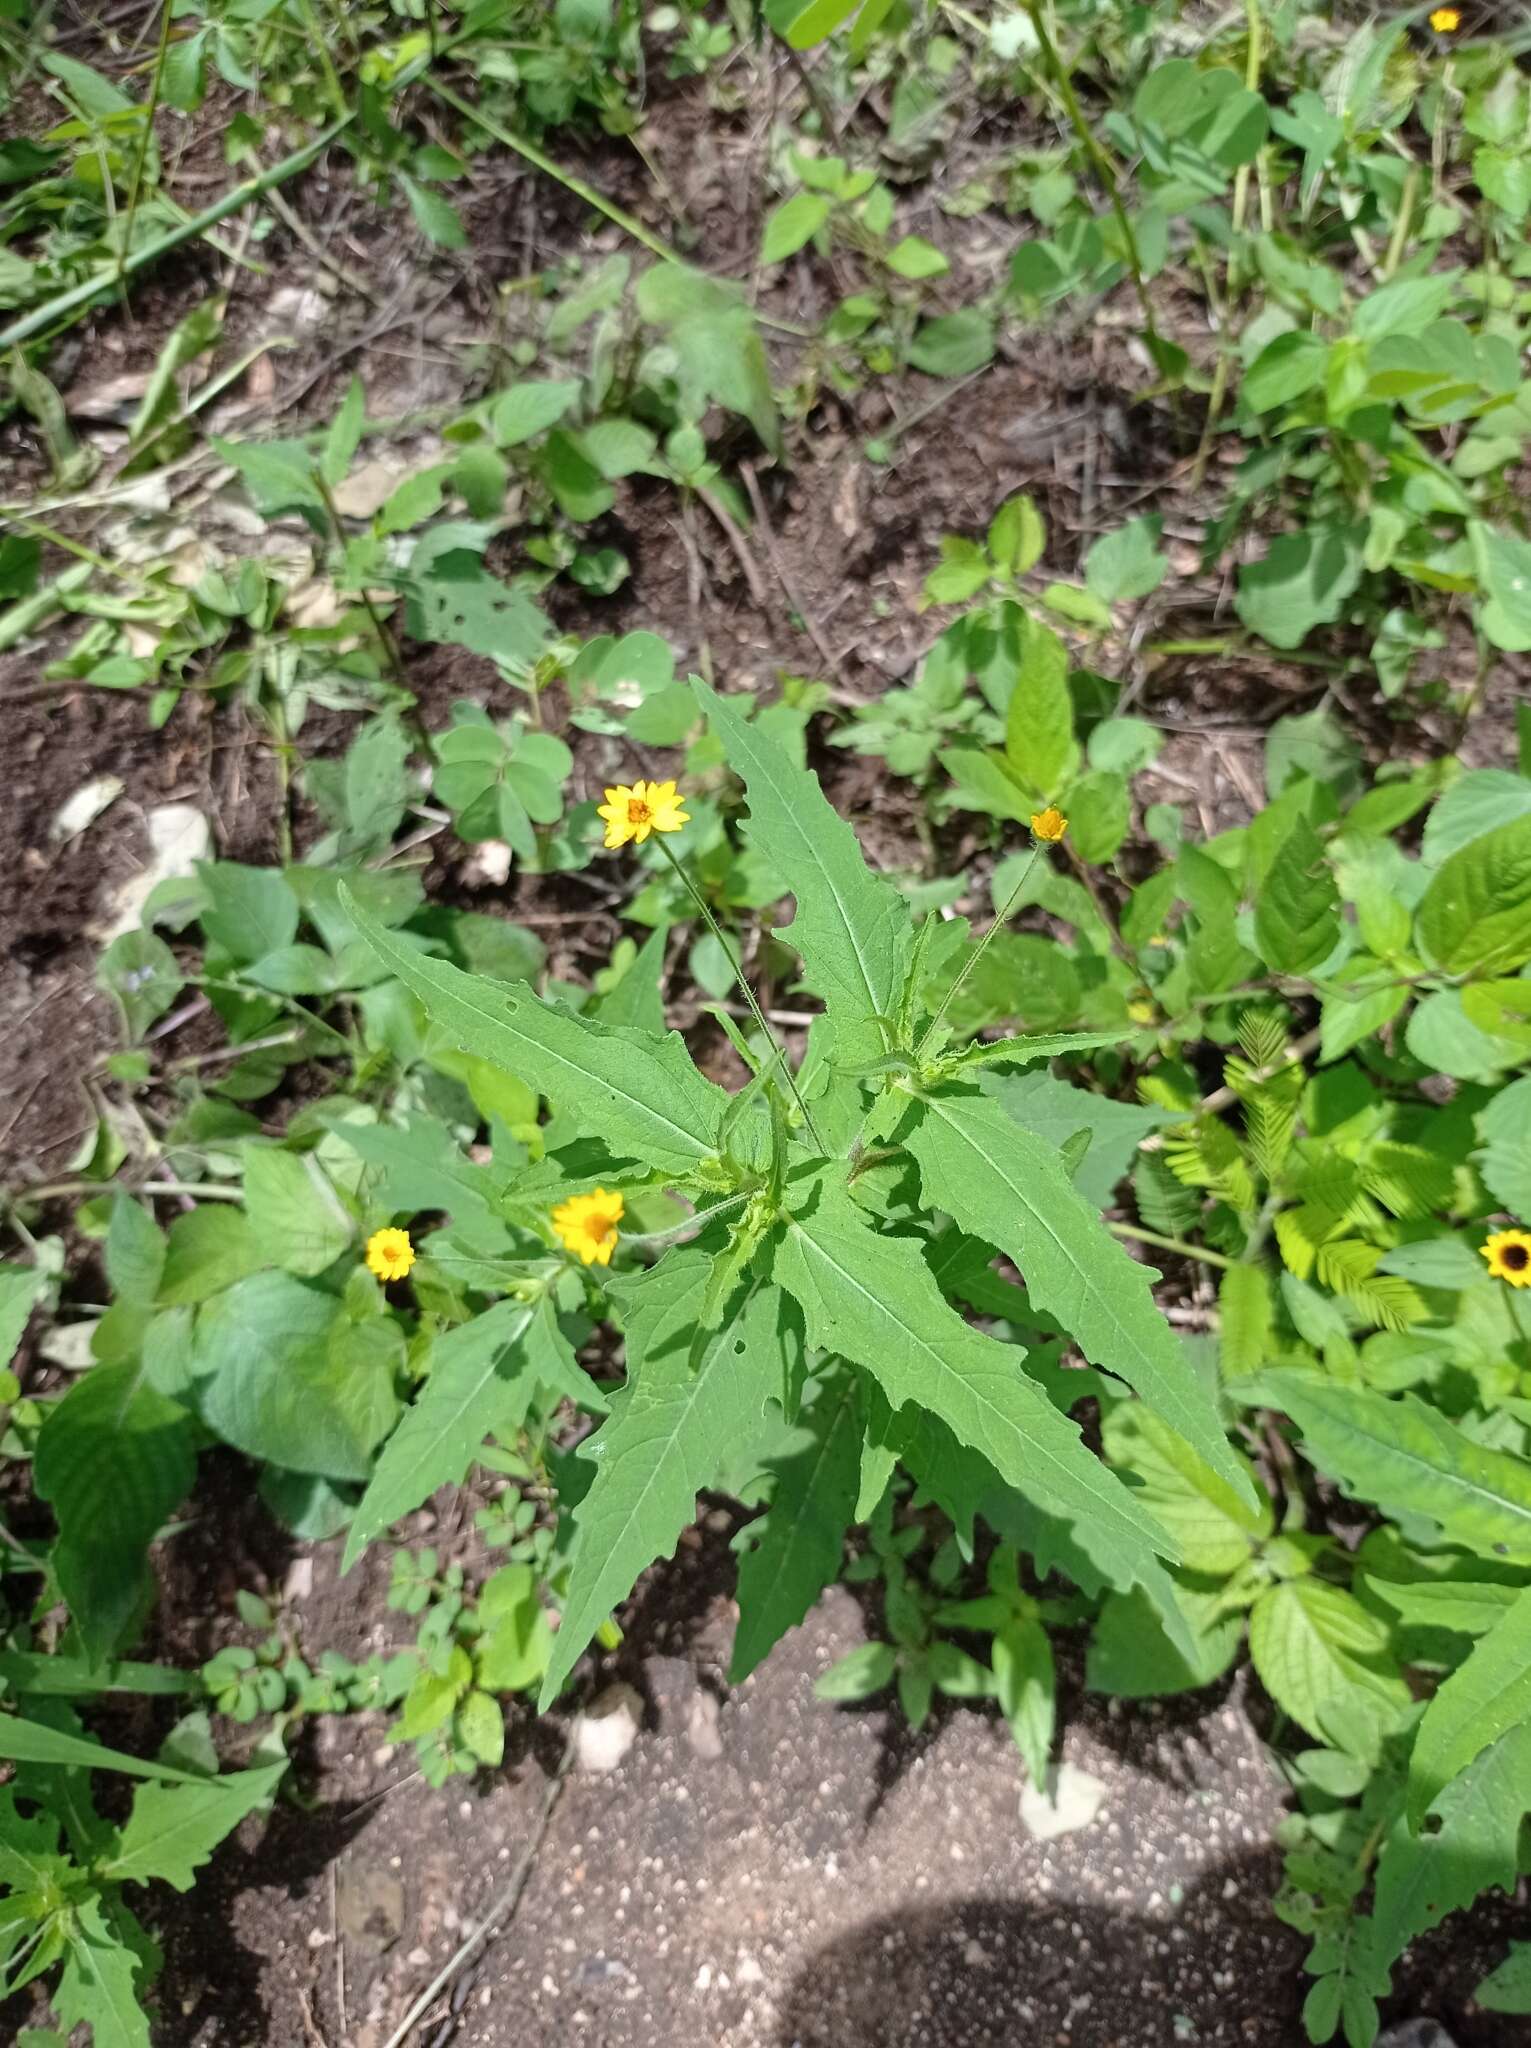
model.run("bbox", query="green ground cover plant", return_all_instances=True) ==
[5,0,1531,2041]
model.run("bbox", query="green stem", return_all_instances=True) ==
[916,844,1040,1060]
[621,1191,753,1249]
[426,77,682,268]
[293,0,352,126]
[312,470,431,750]
[120,0,175,292]
[12,1179,244,1206]
[0,118,353,352]
[1108,1221,1234,1271]
[1382,164,1419,279]
[1192,0,1262,487]
[1022,0,1160,347]
[655,837,825,1153]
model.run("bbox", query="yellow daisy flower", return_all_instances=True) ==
[597,779,689,851]
[1030,806,1068,844]
[551,1188,625,1267]
[1481,1228,1531,1288]
[365,1227,415,1283]
[1428,6,1460,30]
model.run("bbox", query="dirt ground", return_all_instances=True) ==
[9,1502,1510,2048]
[6,29,1531,2048]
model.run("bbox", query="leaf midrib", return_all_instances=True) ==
[918,1092,1222,1464]
[785,1216,1165,1551]
[549,1284,762,1694]
[357,906,719,1159]
[725,709,898,1026]
[1295,1389,1531,1546]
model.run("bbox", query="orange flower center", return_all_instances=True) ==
[628,798,651,824]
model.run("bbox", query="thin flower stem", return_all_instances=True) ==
[1108,1221,1235,1271]
[916,846,1040,1061]
[655,837,826,1153]
[1023,0,1161,348]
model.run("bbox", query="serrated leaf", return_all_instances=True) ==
[1363,1719,1531,1984]
[985,1067,1173,1206]
[344,892,728,1172]
[1313,1240,1424,1332]
[1102,1400,1270,1575]
[772,1169,1193,1656]
[1405,1584,1531,1829]
[1479,1073,1531,1214]
[1218,1262,1271,1381]
[1247,1577,1410,1753]
[1254,814,1339,973]
[342,1297,541,1568]
[53,1896,152,2048]
[489,379,580,446]
[99,1762,286,1890]
[1002,609,1076,798]
[696,682,913,1066]
[1087,1581,1244,1698]
[191,1272,388,1483]
[243,1146,352,1276]
[336,1114,512,1231]
[1259,1373,1531,1561]
[729,1370,861,1682]
[1420,769,1531,865]
[1364,1576,1521,1637]
[320,375,365,488]
[33,1364,196,1665]
[538,1253,790,1706]
[902,1086,1253,1505]
[1416,811,1531,975]
[106,1199,165,1308]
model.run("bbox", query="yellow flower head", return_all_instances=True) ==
[1428,5,1460,30]
[551,1187,625,1267]
[1481,1228,1531,1288]
[1030,806,1068,844]
[365,1227,415,1283]
[598,779,689,851]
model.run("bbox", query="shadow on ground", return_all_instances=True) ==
[774,1860,1292,2047]
[774,1870,1528,2048]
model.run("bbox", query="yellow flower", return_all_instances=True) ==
[1428,5,1460,30]
[551,1188,625,1267]
[365,1227,415,1283]
[1030,807,1068,844]
[1481,1228,1531,1288]
[597,779,689,851]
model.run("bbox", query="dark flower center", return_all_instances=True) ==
[1504,1243,1529,1271]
